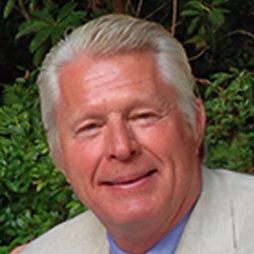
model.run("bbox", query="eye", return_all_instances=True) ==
[131,111,159,124]
[137,112,155,119]
[82,123,100,131]
[76,121,103,136]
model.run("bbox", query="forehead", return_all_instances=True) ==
[58,50,157,81]
[57,51,175,109]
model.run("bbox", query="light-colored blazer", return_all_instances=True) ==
[20,167,254,254]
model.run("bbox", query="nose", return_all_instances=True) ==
[105,120,141,161]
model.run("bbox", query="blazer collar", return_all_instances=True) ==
[175,167,236,254]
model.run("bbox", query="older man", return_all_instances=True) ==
[18,14,254,254]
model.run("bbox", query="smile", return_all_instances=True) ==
[104,169,157,187]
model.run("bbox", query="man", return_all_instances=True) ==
[18,14,254,254]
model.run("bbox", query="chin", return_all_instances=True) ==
[100,200,162,227]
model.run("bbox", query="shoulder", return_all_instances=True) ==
[202,166,254,206]
[177,167,254,253]
[203,167,254,193]
[202,167,254,250]
[20,210,109,254]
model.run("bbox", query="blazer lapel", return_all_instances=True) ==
[175,167,236,254]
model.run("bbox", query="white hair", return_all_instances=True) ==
[37,14,200,163]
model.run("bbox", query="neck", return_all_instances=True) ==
[109,219,172,253]
[107,186,201,252]
[107,201,194,253]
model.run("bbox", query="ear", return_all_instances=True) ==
[46,132,71,183]
[55,159,71,184]
[193,98,206,156]
[54,155,71,184]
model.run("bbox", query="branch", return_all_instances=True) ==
[18,0,30,21]
[189,29,254,62]
[171,0,177,36]
[88,0,96,12]
[136,0,143,17]
[194,77,211,86]
[189,46,210,62]
[145,2,169,20]
[125,0,136,15]
[221,29,254,40]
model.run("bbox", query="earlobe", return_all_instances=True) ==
[45,131,70,181]
[58,164,71,184]
[194,98,206,155]
[56,158,70,183]
[49,146,71,184]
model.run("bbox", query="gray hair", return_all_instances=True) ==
[37,14,201,163]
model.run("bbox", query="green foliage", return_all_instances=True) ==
[1,0,254,253]
[181,0,230,50]
[3,0,15,19]
[0,71,84,253]
[204,68,254,172]
[15,1,87,65]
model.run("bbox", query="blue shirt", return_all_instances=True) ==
[107,212,190,254]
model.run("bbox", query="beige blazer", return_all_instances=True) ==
[20,167,254,254]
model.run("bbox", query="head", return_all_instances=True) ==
[37,14,205,164]
[37,14,206,251]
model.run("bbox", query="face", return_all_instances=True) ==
[56,51,205,234]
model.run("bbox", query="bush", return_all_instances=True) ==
[204,68,254,172]
[1,0,253,253]
[0,70,84,253]
[1,66,253,254]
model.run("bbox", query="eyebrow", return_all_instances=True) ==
[67,94,171,130]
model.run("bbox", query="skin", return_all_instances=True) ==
[56,51,206,253]
[9,244,28,254]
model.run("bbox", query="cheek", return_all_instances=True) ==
[60,142,98,204]
[135,119,197,169]
[135,121,184,154]
[60,140,99,180]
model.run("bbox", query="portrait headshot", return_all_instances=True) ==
[2,2,253,254]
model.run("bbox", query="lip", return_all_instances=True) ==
[102,169,157,189]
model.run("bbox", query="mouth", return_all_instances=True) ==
[103,169,157,187]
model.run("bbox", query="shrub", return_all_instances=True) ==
[1,1,253,253]
[0,70,84,253]
[204,68,254,172]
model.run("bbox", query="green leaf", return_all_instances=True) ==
[15,21,49,39]
[31,10,55,24]
[60,12,86,27]
[3,0,15,19]
[209,8,226,25]
[29,28,52,53]
[43,0,57,11]
[213,0,229,5]
[211,72,234,83]
[186,16,200,35]
[184,32,207,49]
[181,9,201,17]
[32,42,49,66]
[205,24,216,51]
[185,1,204,11]
[50,25,66,45]
[57,1,77,22]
